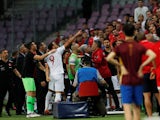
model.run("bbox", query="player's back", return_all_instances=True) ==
[115,41,146,85]
[45,46,65,75]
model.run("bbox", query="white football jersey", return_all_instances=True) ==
[45,46,65,76]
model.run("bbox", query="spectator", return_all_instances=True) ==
[152,0,159,15]
[134,0,149,22]
[123,14,131,24]
[128,15,135,24]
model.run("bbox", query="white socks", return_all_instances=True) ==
[54,93,61,102]
[45,91,52,110]
[45,92,62,111]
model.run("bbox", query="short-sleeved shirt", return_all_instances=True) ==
[22,51,37,78]
[115,41,147,85]
[0,59,15,85]
[68,53,81,80]
[139,40,155,74]
[153,41,160,68]
[92,48,111,78]
[45,46,65,76]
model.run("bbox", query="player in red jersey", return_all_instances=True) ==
[138,32,160,117]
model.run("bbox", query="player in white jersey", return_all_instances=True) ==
[44,30,82,114]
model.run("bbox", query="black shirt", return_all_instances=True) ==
[35,51,46,82]
[0,59,15,85]
[103,50,117,76]
[10,57,18,82]
[16,53,25,74]
[22,52,37,78]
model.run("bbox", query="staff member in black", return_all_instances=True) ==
[35,42,48,115]
[7,51,19,114]
[14,44,27,115]
[0,49,22,117]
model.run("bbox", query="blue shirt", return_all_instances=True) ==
[73,66,104,91]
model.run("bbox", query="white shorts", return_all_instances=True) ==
[49,74,65,92]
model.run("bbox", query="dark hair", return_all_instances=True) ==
[36,42,41,50]
[124,13,131,17]
[129,15,134,18]
[94,40,102,48]
[81,53,92,66]
[146,10,152,14]
[36,42,45,50]
[145,18,151,31]
[103,36,109,41]
[12,51,18,57]
[138,0,143,2]
[123,23,135,36]
[24,41,33,50]
[48,42,53,50]
[0,48,6,54]
[107,23,113,27]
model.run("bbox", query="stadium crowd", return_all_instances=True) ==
[0,0,160,119]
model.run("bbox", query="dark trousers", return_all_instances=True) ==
[6,83,15,111]
[0,84,8,115]
[99,77,120,108]
[64,78,70,98]
[14,78,25,114]
[35,80,48,114]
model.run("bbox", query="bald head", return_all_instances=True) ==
[71,43,79,53]
[135,32,145,41]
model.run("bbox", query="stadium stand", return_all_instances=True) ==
[0,0,151,52]
[0,0,83,52]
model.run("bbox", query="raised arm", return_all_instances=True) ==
[34,49,56,60]
[64,30,82,48]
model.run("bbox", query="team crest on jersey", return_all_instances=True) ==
[8,63,12,66]
[8,62,13,69]
[49,55,54,64]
